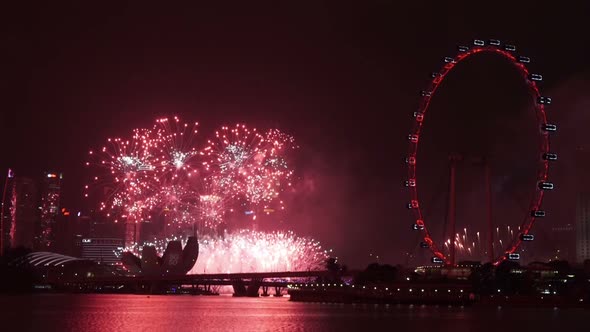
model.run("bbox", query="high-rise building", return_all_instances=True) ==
[1,169,15,255]
[576,193,590,262]
[11,176,38,249]
[37,172,62,249]
[550,224,575,262]
[79,237,124,264]
[71,213,125,258]
[575,148,590,263]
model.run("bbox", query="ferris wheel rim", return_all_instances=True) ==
[406,39,556,266]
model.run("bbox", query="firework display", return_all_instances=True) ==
[194,230,328,274]
[86,119,296,230]
[202,125,296,210]
[85,128,159,223]
[86,117,297,231]
[117,230,330,274]
[441,225,520,259]
[148,117,203,232]
[202,124,264,199]
[85,116,323,273]
[151,116,201,180]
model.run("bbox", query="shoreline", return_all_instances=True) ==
[288,288,590,309]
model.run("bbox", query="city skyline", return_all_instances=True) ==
[2,3,590,268]
[3,4,590,331]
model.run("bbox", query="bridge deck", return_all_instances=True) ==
[84,270,340,285]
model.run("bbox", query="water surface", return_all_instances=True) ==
[0,294,586,331]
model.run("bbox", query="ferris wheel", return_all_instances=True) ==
[405,39,557,266]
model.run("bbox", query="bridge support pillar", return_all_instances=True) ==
[246,279,261,297]
[232,280,248,297]
[191,283,196,295]
[261,286,270,297]
[274,287,284,297]
[232,280,260,297]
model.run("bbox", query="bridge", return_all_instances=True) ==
[16,251,355,296]
[57,270,351,296]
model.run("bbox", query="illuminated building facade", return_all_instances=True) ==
[121,236,199,276]
[1,169,15,254]
[576,193,590,262]
[80,237,124,264]
[575,148,590,263]
[38,172,62,249]
[70,214,125,258]
[11,177,38,249]
[550,224,575,262]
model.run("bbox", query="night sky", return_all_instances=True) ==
[2,2,590,268]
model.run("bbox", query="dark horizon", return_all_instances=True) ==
[2,2,590,268]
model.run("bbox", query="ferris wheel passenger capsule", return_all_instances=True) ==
[405,179,416,187]
[538,182,554,190]
[405,156,416,165]
[504,44,517,52]
[473,39,485,46]
[431,257,444,264]
[518,56,531,63]
[542,153,558,161]
[531,210,546,217]
[507,253,520,260]
[420,90,432,97]
[538,96,552,105]
[420,242,430,248]
[412,223,425,231]
[529,73,543,81]
[541,123,557,132]
[520,234,535,241]
[489,39,501,46]
[414,112,424,122]
[458,45,469,52]
[408,134,419,143]
[444,57,456,63]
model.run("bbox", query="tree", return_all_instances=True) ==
[318,257,346,283]
[494,260,523,294]
[354,263,398,285]
[0,247,37,293]
[470,262,494,294]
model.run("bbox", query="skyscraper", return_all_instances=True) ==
[575,148,590,263]
[1,169,15,255]
[38,172,62,249]
[80,237,124,264]
[576,193,590,262]
[11,176,38,249]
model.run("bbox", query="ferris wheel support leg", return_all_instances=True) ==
[485,161,494,263]
[448,156,458,266]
